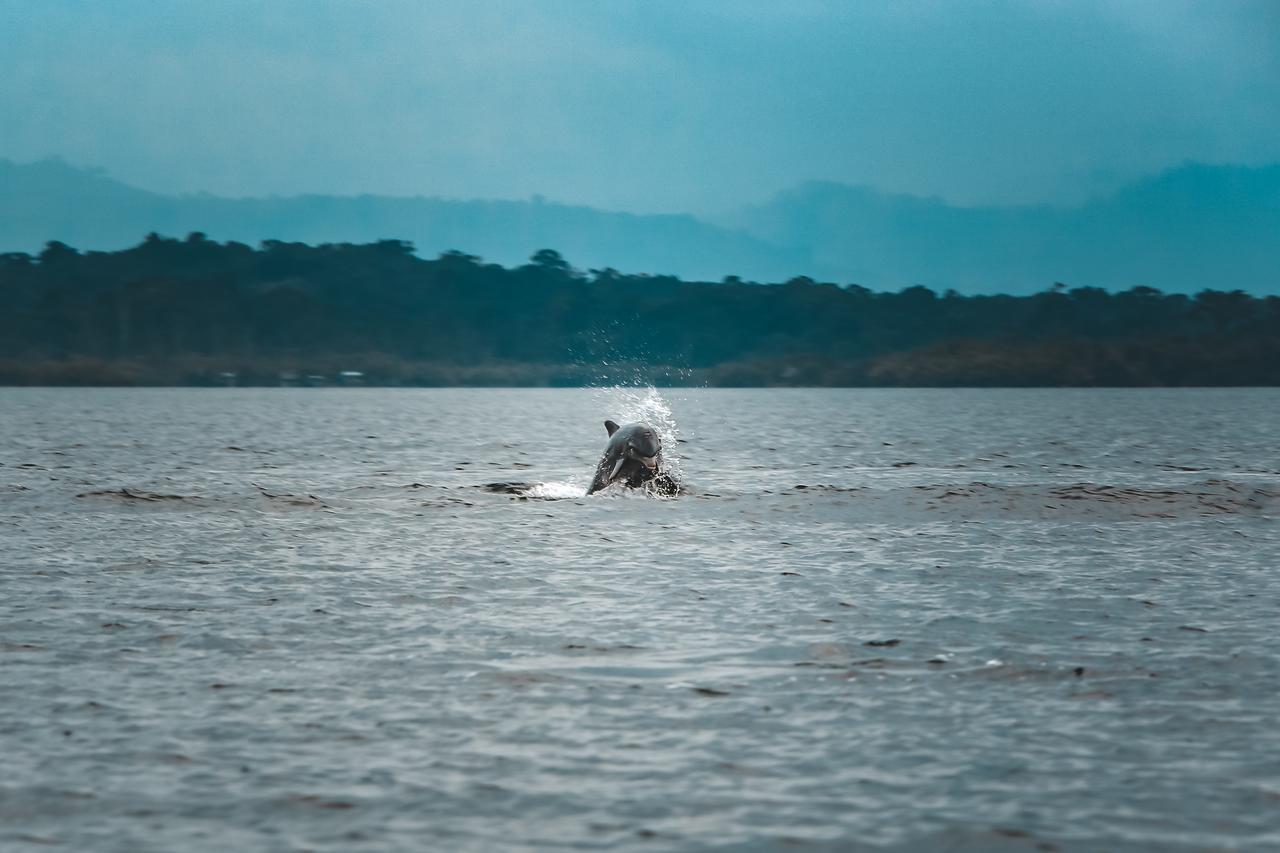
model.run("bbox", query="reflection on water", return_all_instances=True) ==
[1,387,1277,852]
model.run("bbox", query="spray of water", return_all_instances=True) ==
[589,385,685,495]
[522,481,587,499]
[489,387,682,499]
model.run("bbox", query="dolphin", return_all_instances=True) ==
[586,420,662,495]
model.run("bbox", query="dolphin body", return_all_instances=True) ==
[586,420,662,495]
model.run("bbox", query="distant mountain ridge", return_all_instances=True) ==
[0,160,808,283]
[2,159,1278,294]
[721,163,1280,294]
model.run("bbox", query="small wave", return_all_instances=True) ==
[523,481,588,499]
[481,479,683,499]
[775,479,1276,519]
[74,488,200,503]
[481,481,587,499]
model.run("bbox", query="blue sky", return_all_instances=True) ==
[3,0,1278,213]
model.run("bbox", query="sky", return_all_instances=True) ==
[2,0,1278,213]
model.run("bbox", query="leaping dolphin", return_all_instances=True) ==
[586,420,662,495]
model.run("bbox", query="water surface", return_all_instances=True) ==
[1,388,1277,851]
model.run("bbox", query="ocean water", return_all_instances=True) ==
[1,387,1277,852]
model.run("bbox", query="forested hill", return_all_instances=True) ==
[1,234,1278,387]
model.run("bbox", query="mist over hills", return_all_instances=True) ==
[2,159,1277,294]
[0,160,808,284]
[723,164,1280,294]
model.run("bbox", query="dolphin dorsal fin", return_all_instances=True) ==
[604,420,620,436]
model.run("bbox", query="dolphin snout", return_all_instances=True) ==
[639,454,659,470]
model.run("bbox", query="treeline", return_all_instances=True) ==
[1,233,1278,386]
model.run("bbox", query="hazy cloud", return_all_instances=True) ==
[3,0,1277,212]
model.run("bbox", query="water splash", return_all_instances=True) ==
[522,481,588,499]
[589,385,685,492]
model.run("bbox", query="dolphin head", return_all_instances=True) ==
[589,420,663,494]
[623,424,661,469]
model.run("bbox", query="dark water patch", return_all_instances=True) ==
[481,481,536,495]
[563,643,646,654]
[1049,481,1276,516]
[418,496,476,507]
[787,484,867,492]
[279,794,356,810]
[490,671,567,688]
[691,687,731,697]
[809,479,1280,520]
[253,484,331,508]
[75,487,198,503]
